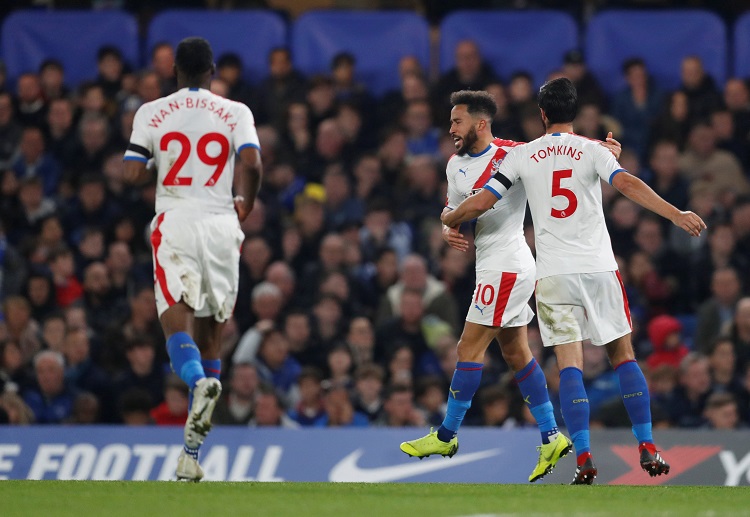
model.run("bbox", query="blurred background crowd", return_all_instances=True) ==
[0,2,749,434]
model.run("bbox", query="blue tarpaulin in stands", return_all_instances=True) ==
[147,10,287,84]
[733,13,750,79]
[439,10,578,88]
[291,10,430,97]
[585,10,727,95]
[1,10,139,86]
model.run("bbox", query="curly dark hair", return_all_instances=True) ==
[449,89,498,119]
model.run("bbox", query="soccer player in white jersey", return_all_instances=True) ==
[401,90,621,482]
[444,78,705,484]
[123,37,263,481]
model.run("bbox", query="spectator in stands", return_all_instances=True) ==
[398,155,444,228]
[215,52,257,109]
[236,236,274,330]
[81,261,125,335]
[257,47,307,128]
[325,343,354,389]
[0,91,21,169]
[732,198,750,258]
[311,293,345,350]
[723,78,750,143]
[39,59,67,102]
[478,385,518,428]
[45,98,76,167]
[67,391,100,424]
[708,337,741,393]
[12,126,60,197]
[414,375,445,427]
[150,374,188,426]
[670,353,712,427]
[711,107,749,169]
[573,102,611,140]
[650,91,691,151]
[644,140,690,222]
[113,337,164,410]
[118,388,153,425]
[0,392,34,425]
[254,328,301,404]
[380,71,430,130]
[0,339,29,394]
[320,383,369,427]
[150,42,176,95]
[95,46,126,102]
[433,40,496,114]
[15,73,46,127]
[703,392,741,429]
[727,297,750,372]
[647,315,689,370]
[213,362,259,426]
[23,350,75,424]
[62,328,111,412]
[679,55,722,123]
[377,254,459,334]
[678,121,750,201]
[48,246,83,308]
[612,57,663,159]
[560,49,606,111]
[330,52,371,109]
[402,100,440,158]
[135,71,161,104]
[350,363,383,423]
[250,385,299,428]
[322,166,364,232]
[376,383,425,427]
[695,267,743,353]
[3,295,40,366]
[288,366,325,426]
[581,344,620,418]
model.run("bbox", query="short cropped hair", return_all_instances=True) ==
[538,77,578,124]
[175,37,214,80]
[450,90,497,120]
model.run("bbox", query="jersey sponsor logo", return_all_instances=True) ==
[623,391,643,399]
[328,448,502,482]
[572,398,589,404]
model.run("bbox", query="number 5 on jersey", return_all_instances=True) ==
[161,131,230,186]
[551,168,578,218]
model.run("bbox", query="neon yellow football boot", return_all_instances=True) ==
[400,428,459,459]
[529,433,572,482]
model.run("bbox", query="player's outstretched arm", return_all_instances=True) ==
[234,147,263,222]
[611,171,707,237]
[441,207,470,252]
[441,189,496,227]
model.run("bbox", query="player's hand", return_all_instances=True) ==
[671,210,707,237]
[601,131,622,160]
[234,195,252,222]
[442,224,469,252]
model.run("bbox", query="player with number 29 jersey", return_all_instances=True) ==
[124,87,260,215]
[484,132,622,279]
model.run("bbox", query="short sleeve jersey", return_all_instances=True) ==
[445,138,534,271]
[484,132,625,279]
[124,87,260,215]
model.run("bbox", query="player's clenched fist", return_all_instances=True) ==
[442,224,469,252]
[671,210,707,237]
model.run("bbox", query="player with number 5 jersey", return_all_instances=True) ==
[444,78,706,485]
[123,37,263,482]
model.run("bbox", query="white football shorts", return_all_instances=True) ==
[465,267,535,327]
[535,270,632,347]
[150,209,244,322]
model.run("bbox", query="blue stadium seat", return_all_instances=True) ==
[733,12,750,79]
[147,10,287,84]
[439,10,579,88]
[291,10,430,97]
[585,10,727,96]
[1,10,139,87]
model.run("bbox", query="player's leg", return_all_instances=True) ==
[553,341,596,484]
[605,335,670,477]
[587,270,669,477]
[194,315,223,382]
[400,321,498,458]
[498,325,571,481]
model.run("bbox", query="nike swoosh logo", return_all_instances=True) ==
[328,448,502,482]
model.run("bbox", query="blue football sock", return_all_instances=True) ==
[166,332,205,390]
[559,367,590,455]
[202,359,221,380]
[515,358,559,444]
[615,359,653,444]
[437,362,483,442]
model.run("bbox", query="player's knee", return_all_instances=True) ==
[456,338,484,363]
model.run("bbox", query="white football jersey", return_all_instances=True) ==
[446,138,534,272]
[124,87,260,215]
[484,132,624,279]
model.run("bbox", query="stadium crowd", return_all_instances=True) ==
[0,29,749,432]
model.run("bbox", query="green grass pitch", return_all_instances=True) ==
[2,481,748,517]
